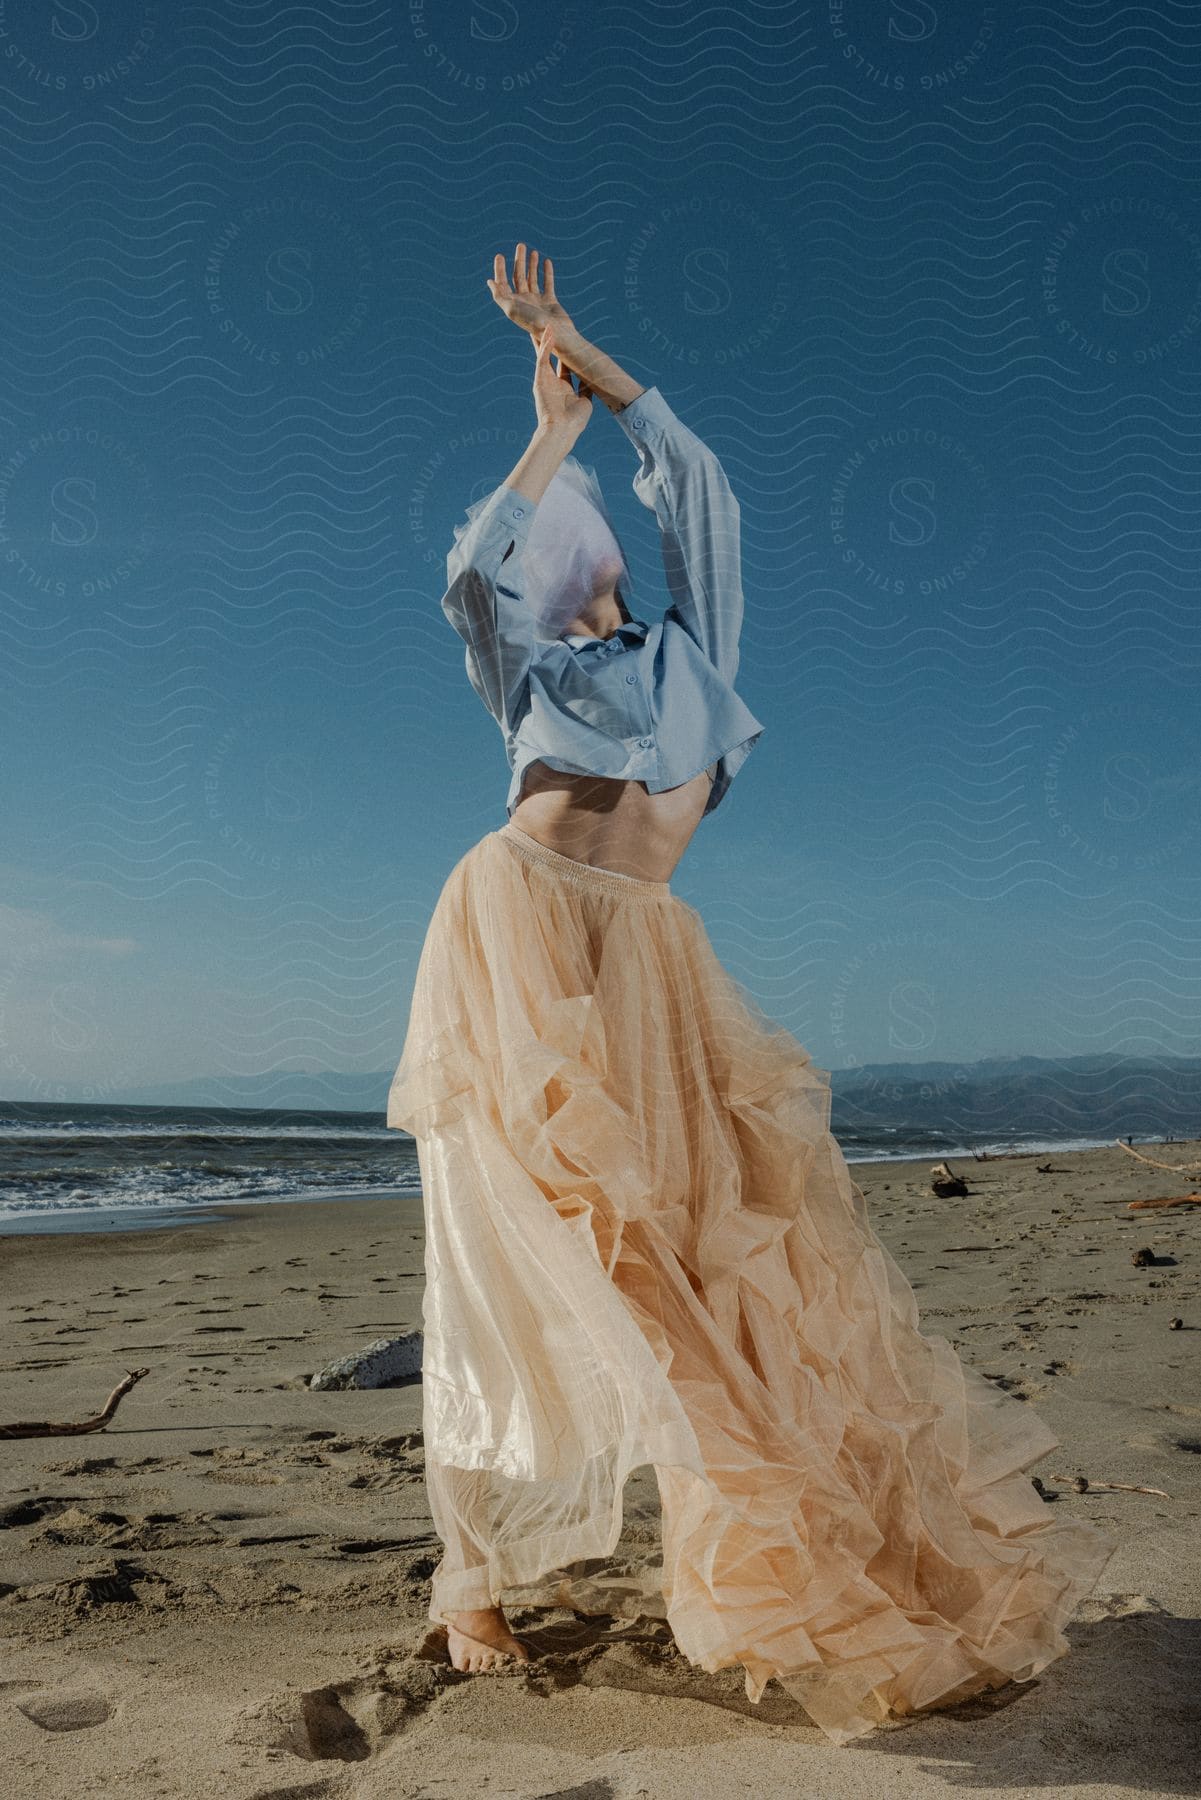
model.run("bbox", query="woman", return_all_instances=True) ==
[387,245,1118,1745]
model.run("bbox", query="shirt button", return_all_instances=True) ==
[632,417,644,427]
[625,672,638,684]
[512,507,524,517]
[638,736,653,748]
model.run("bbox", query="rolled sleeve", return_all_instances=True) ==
[441,484,539,733]
[614,388,745,684]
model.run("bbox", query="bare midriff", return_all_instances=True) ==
[509,759,719,883]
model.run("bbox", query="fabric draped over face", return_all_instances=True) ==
[464,455,634,641]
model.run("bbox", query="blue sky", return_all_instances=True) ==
[2,0,1200,1104]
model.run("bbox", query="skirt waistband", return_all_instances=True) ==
[496,822,672,900]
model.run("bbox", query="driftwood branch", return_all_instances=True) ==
[1127,1194,1201,1210]
[1115,1139,1201,1174]
[1049,1471,1170,1499]
[0,1366,150,1439]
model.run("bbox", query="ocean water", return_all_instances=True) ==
[0,1101,423,1235]
[0,1100,1127,1237]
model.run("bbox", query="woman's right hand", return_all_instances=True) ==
[533,326,592,439]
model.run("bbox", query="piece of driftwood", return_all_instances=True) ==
[1049,1471,1170,1498]
[1127,1194,1201,1210]
[930,1161,969,1198]
[1116,1140,1201,1173]
[309,1331,423,1390]
[0,1367,149,1439]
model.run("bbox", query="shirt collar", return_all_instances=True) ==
[562,618,651,651]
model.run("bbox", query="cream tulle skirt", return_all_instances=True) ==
[386,820,1118,1745]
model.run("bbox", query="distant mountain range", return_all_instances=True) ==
[98,1053,1201,1140]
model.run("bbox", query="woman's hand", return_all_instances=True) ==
[532,325,593,438]
[487,242,576,339]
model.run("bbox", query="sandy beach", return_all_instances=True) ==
[2,1139,1199,1798]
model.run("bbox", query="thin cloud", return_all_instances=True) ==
[0,906,137,959]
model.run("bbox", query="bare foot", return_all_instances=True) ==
[445,1604,530,1673]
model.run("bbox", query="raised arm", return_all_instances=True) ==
[487,243,646,417]
[609,385,745,685]
[486,244,746,682]
[531,328,746,684]
[441,484,538,733]
[441,328,590,732]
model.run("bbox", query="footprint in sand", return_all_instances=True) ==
[34,1506,128,1545]
[40,1457,119,1476]
[230,1665,435,1764]
[981,1371,1032,1401]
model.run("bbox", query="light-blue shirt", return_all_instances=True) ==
[440,384,765,820]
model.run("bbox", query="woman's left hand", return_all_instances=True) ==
[488,242,576,338]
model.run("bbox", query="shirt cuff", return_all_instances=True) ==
[448,482,539,583]
[613,385,676,445]
[487,484,539,538]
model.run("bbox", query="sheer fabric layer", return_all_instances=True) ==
[386,824,1118,1746]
